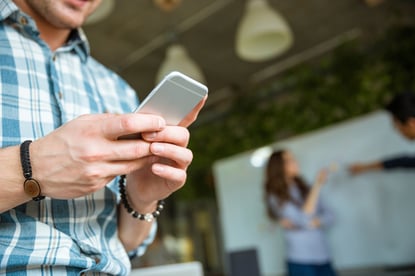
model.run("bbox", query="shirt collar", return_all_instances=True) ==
[0,0,90,62]
[0,0,18,20]
[64,28,91,62]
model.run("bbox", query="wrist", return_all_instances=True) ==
[118,175,165,222]
[20,140,45,201]
[0,145,32,212]
[128,199,158,215]
[124,177,158,213]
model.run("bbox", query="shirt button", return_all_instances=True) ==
[94,257,101,264]
[20,16,28,25]
[52,54,57,61]
[58,92,63,99]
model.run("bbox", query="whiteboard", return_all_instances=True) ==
[213,111,415,275]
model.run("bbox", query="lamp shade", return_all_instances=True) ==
[153,0,183,12]
[156,44,206,84]
[235,0,293,62]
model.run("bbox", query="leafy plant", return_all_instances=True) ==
[178,25,415,200]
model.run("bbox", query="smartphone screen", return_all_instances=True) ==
[135,71,208,125]
[119,71,208,139]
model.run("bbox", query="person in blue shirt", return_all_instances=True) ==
[264,150,336,276]
[0,0,206,275]
[349,92,415,174]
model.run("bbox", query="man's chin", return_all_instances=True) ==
[55,15,87,29]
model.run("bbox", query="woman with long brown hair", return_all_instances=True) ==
[264,149,336,276]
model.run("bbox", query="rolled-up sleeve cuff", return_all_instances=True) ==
[382,156,415,170]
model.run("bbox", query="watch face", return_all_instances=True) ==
[24,178,41,198]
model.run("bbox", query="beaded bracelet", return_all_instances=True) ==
[118,175,165,222]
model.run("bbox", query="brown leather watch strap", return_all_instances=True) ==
[20,140,45,201]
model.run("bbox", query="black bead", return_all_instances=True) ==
[118,174,165,221]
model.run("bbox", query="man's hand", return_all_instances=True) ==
[117,96,207,251]
[179,96,207,127]
[29,113,166,199]
[125,96,207,210]
[28,96,206,204]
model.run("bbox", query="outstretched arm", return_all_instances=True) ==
[348,161,383,175]
[302,169,328,215]
[349,155,415,175]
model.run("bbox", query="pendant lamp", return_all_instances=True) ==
[153,0,183,12]
[235,0,293,62]
[156,44,206,84]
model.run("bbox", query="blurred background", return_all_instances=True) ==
[83,0,415,275]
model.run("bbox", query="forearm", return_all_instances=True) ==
[118,200,157,252]
[349,161,383,174]
[302,169,328,215]
[0,145,31,213]
[302,184,322,215]
[364,162,383,170]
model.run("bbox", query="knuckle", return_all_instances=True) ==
[151,116,162,129]
[178,172,187,187]
[124,161,141,174]
[119,116,135,132]
[176,128,190,146]
[85,184,98,194]
[79,168,105,194]
[79,148,103,163]
[124,164,135,175]
[82,166,102,181]
[133,142,149,158]
[185,149,193,165]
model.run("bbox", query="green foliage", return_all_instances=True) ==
[178,25,415,200]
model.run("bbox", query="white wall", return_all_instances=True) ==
[213,111,415,275]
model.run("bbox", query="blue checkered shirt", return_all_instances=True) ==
[0,1,156,275]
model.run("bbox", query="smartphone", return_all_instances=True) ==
[119,71,208,139]
[135,71,208,125]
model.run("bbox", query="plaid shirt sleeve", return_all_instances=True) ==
[0,1,156,275]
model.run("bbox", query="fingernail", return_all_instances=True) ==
[152,143,164,154]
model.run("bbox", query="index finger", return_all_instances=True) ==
[179,95,208,127]
[102,113,166,140]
